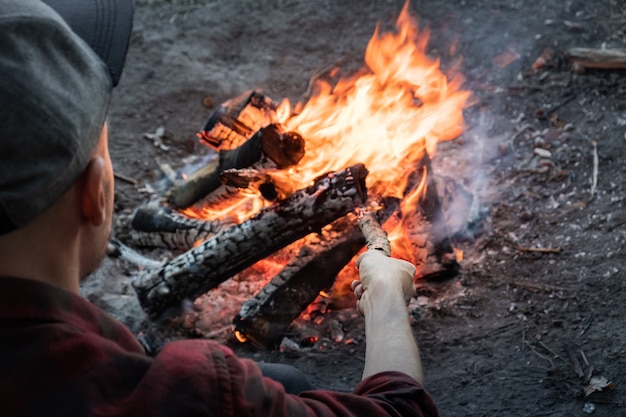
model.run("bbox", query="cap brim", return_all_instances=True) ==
[43,0,134,86]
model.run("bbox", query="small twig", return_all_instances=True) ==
[509,281,567,293]
[531,411,564,417]
[525,341,556,369]
[514,245,562,254]
[579,349,590,367]
[590,140,598,198]
[566,47,626,70]
[539,341,562,360]
[114,172,138,185]
[155,158,179,184]
[545,95,576,114]
[580,314,593,336]
[565,343,585,378]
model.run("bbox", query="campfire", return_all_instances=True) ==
[121,3,472,348]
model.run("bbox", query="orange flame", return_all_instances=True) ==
[192,2,470,268]
[277,2,470,201]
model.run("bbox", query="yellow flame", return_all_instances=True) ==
[278,2,470,201]
[191,2,470,270]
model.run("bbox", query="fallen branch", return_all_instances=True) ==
[566,47,626,71]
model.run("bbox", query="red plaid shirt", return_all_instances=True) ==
[0,276,440,417]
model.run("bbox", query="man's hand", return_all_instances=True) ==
[351,250,416,315]
[351,250,424,383]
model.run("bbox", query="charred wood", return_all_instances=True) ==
[233,200,398,348]
[221,167,301,202]
[197,90,276,150]
[132,164,369,319]
[115,206,235,251]
[165,124,304,209]
[220,169,280,201]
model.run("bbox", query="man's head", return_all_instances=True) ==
[0,0,133,286]
[0,0,133,235]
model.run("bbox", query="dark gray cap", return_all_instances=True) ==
[43,0,134,86]
[0,0,130,235]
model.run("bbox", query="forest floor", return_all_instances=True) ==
[81,1,626,416]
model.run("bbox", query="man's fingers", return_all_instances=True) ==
[351,280,364,300]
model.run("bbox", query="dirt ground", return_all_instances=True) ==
[82,0,626,415]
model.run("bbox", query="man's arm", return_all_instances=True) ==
[353,250,424,383]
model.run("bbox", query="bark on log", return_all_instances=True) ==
[231,155,459,348]
[165,124,304,209]
[357,210,391,256]
[132,164,369,319]
[566,47,626,71]
[115,206,236,251]
[232,200,398,348]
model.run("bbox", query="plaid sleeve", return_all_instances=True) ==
[121,340,440,417]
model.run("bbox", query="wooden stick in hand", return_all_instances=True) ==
[356,210,391,257]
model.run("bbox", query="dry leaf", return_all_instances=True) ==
[583,376,613,397]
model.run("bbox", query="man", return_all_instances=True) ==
[0,0,440,416]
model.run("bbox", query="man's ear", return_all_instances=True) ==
[80,157,106,226]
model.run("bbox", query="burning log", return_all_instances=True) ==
[229,153,457,348]
[197,90,276,150]
[232,153,460,348]
[132,164,369,319]
[165,124,304,209]
[232,201,398,349]
[115,206,236,251]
